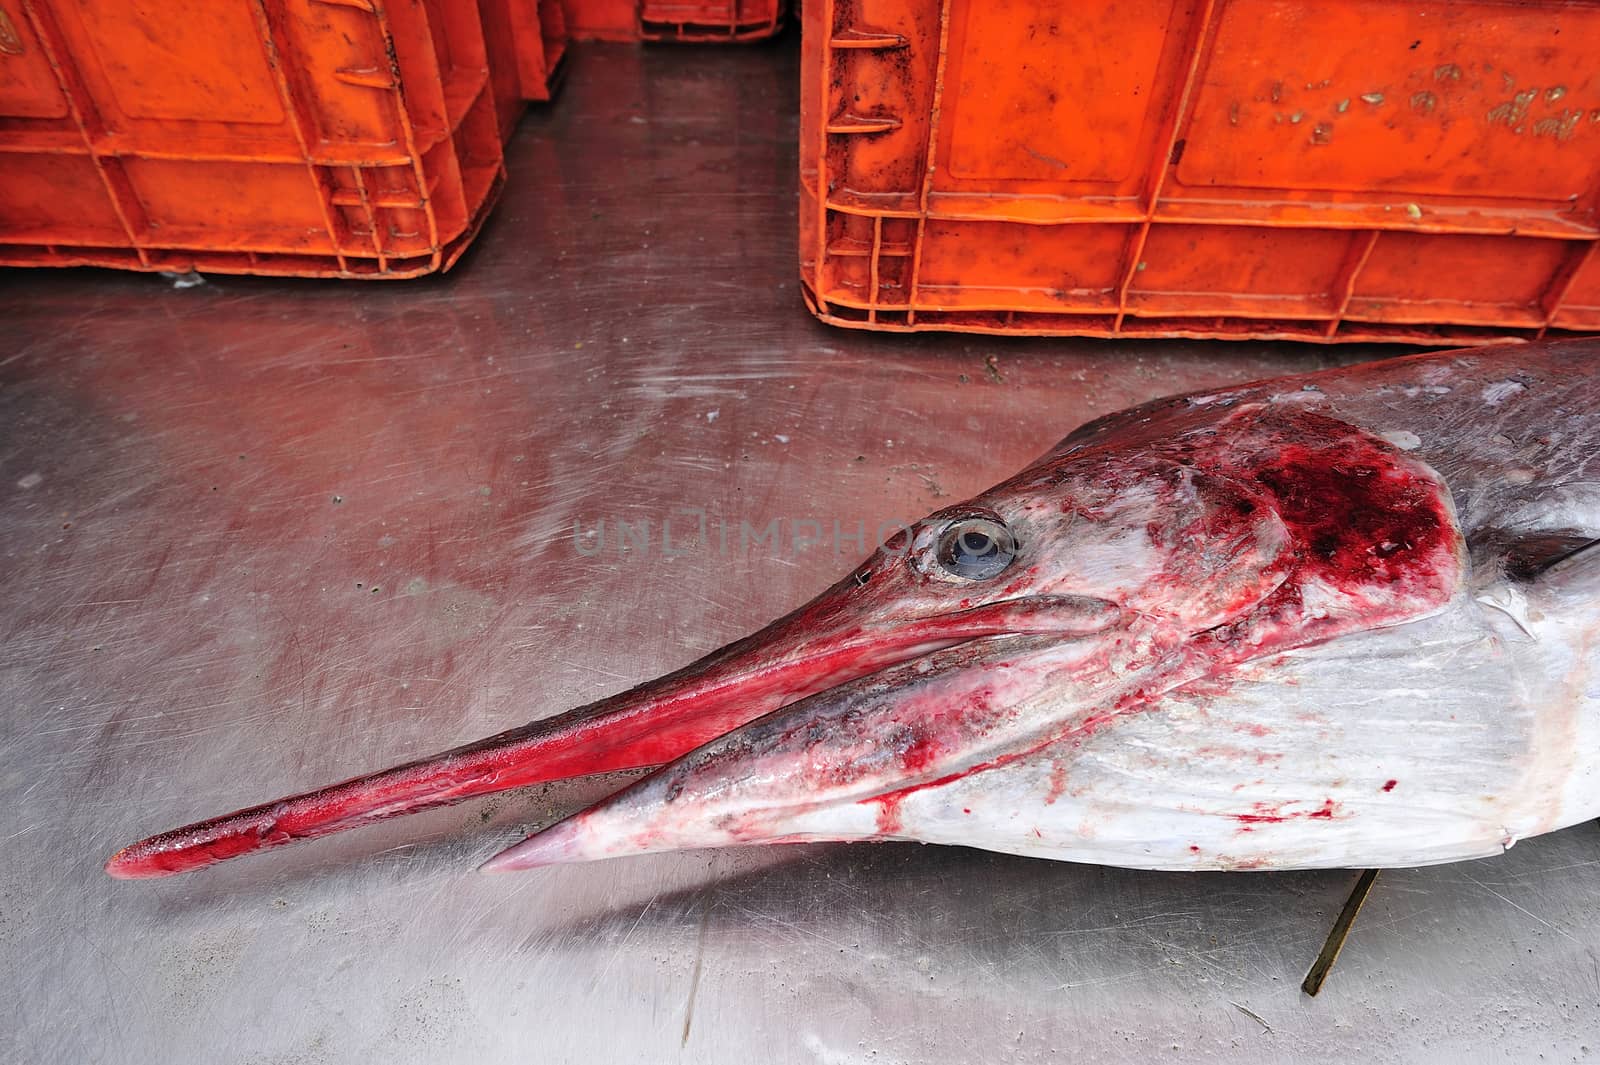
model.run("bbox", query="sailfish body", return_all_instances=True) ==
[107,340,1600,881]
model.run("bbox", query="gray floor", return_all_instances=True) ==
[4,39,1596,1065]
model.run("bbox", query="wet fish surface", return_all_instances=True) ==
[107,339,1600,880]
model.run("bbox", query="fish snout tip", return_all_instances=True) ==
[103,844,164,880]
[479,818,592,874]
[103,852,137,880]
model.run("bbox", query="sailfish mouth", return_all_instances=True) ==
[475,594,1131,873]
[104,589,1119,880]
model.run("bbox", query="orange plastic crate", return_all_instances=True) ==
[800,0,1600,344]
[560,0,785,41]
[0,0,535,279]
[481,0,568,139]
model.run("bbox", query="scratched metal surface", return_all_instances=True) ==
[3,39,1597,1065]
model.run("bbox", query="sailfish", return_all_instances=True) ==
[106,339,1600,882]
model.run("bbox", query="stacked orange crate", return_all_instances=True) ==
[561,0,786,41]
[639,0,784,40]
[0,0,562,278]
[801,0,1600,344]
[481,0,569,138]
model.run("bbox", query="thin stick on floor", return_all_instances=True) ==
[1301,868,1380,996]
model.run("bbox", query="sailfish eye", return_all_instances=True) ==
[935,516,1017,580]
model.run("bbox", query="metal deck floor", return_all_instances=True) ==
[3,38,1596,1065]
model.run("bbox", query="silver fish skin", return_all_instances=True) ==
[106,340,1600,880]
